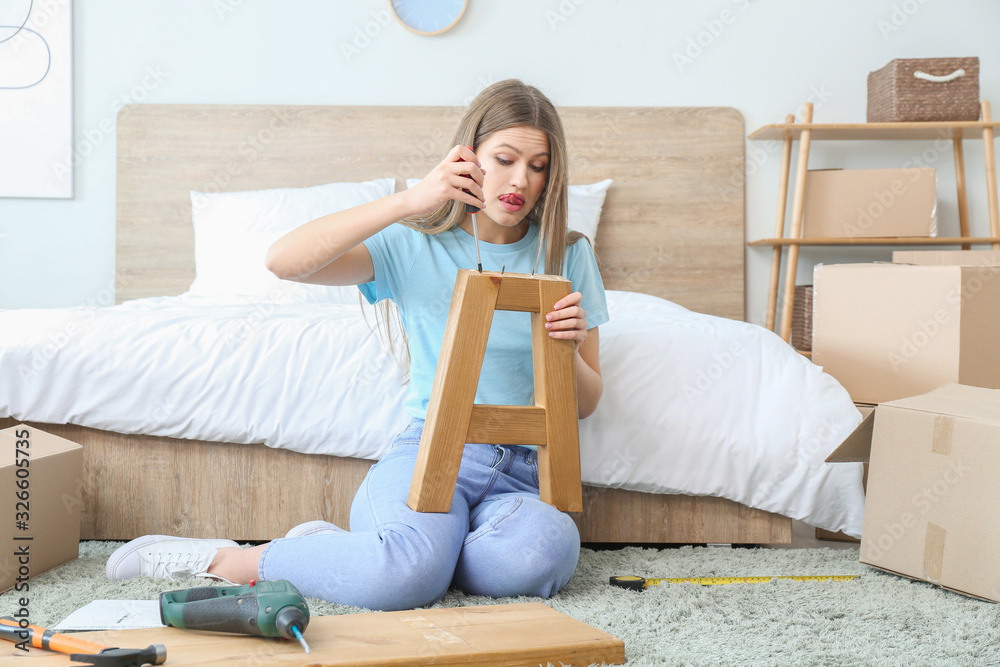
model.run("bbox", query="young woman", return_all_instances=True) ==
[106,79,609,611]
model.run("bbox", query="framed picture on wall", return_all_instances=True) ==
[0,0,74,199]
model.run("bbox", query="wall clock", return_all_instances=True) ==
[389,0,468,36]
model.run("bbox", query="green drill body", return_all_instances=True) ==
[159,579,311,651]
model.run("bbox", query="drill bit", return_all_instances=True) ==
[291,625,311,654]
[459,152,483,272]
[470,211,483,272]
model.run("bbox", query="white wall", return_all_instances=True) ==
[3,0,998,330]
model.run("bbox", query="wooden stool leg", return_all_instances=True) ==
[409,270,582,514]
[408,272,500,513]
[533,280,582,513]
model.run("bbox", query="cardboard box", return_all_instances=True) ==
[893,250,1000,266]
[827,384,1000,603]
[0,425,82,594]
[812,262,1000,404]
[802,168,937,238]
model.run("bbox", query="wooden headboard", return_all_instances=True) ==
[116,105,744,319]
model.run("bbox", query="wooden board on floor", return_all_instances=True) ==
[6,603,624,666]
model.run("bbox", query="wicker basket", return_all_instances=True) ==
[867,57,980,122]
[791,285,813,352]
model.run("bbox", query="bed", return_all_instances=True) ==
[0,103,866,543]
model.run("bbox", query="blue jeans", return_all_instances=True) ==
[257,418,580,611]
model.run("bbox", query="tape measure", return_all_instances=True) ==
[610,574,860,590]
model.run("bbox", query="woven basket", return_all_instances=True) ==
[867,57,980,122]
[791,285,813,352]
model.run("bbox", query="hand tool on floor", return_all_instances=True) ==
[610,574,860,590]
[458,151,483,272]
[0,616,166,666]
[159,579,311,653]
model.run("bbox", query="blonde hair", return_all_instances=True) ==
[399,78,583,272]
[370,79,586,378]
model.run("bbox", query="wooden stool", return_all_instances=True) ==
[407,269,583,513]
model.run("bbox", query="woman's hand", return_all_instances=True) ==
[545,292,588,350]
[402,145,486,218]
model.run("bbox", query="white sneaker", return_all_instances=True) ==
[106,535,239,583]
[284,520,346,538]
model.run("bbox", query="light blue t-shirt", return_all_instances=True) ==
[359,222,609,421]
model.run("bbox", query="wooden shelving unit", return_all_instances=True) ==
[749,101,1000,344]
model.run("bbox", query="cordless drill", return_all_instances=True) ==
[159,579,311,653]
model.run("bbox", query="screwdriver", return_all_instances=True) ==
[469,207,483,272]
[459,150,483,272]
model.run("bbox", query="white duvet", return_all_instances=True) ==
[0,291,866,537]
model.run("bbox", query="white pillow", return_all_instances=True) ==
[566,178,612,243]
[404,178,612,243]
[188,178,395,303]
